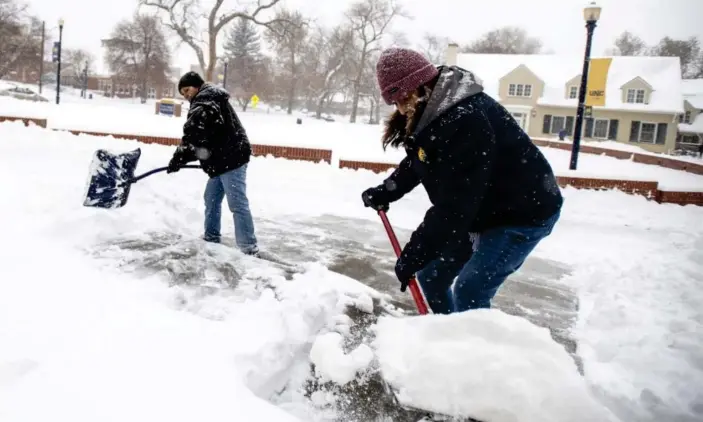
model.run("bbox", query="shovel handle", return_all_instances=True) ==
[378,210,430,315]
[130,165,201,183]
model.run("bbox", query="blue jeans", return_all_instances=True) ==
[203,165,258,254]
[416,210,560,314]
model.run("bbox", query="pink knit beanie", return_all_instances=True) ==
[376,48,439,105]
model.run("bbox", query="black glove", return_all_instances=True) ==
[394,258,415,293]
[167,155,182,173]
[361,186,390,212]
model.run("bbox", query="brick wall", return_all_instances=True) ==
[532,137,703,175]
[556,176,659,198]
[656,190,703,206]
[0,116,47,128]
[335,159,702,206]
[339,160,397,173]
[64,129,332,164]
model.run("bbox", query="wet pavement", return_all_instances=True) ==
[89,213,579,421]
[255,214,578,360]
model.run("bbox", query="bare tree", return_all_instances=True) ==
[462,26,542,54]
[418,32,447,64]
[346,0,405,123]
[302,24,355,118]
[139,0,288,82]
[611,31,647,56]
[63,48,94,85]
[359,50,382,124]
[651,36,703,78]
[0,0,42,80]
[265,9,308,114]
[104,13,171,102]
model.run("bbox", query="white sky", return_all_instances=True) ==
[25,0,703,76]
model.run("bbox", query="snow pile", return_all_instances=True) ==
[310,333,374,385]
[373,310,619,422]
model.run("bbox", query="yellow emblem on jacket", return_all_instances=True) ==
[418,147,427,162]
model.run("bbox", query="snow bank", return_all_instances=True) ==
[373,310,619,422]
[530,188,703,422]
[0,237,300,422]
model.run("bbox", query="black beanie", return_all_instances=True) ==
[178,71,205,92]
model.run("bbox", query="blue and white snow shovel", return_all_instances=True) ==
[82,148,200,209]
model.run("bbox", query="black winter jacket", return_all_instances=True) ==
[172,84,252,177]
[381,65,563,275]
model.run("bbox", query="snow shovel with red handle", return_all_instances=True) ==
[377,210,430,315]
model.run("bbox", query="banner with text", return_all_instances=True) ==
[585,58,612,107]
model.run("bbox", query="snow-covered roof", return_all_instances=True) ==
[682,79,703,110]
[456,53,684,114]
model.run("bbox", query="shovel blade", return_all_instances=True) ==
[82,148,142,209]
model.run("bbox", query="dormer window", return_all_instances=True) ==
[509,83,532,97]
[568,86,578,99]
[626,88,645,104]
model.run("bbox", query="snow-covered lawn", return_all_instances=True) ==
[0,99,702,421]
[0,91,701,191]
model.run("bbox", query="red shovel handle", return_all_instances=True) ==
[378,210,430,315]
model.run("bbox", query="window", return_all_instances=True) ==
[629,121,667,144]
[148,87,156,99]
[593,119,609,139]
[626,88,646,104]
[569,86,578,99]
[684,110,692,124]
[679,135,701,145]
[508,83,532,97]
[551,116,565,134]
[639,123,656,142]
[542,115,575,136]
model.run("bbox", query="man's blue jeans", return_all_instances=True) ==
[416,210,560,314]
[203,164,258,254]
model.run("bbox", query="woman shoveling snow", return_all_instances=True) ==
[362,47,563,315]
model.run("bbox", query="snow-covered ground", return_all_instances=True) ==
[0,90,702,421]
[0,83,702,191]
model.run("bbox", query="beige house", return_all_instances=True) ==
[445,45,684,154]
[678,79,703,152]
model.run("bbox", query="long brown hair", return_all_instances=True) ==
[381,85,432,150]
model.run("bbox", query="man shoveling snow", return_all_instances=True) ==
[168,71,260,257]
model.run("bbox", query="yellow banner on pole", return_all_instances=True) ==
[585,58,612,107]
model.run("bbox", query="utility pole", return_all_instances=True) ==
[55,19,64,105]
[39,21,45,94]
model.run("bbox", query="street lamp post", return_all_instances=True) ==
[55,18,64,105]
[569,2,602,170]
[82,62,88,98]
[223,61,228,90]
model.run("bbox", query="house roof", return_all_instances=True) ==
[682,79,703,109]
[455,53,684,114]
